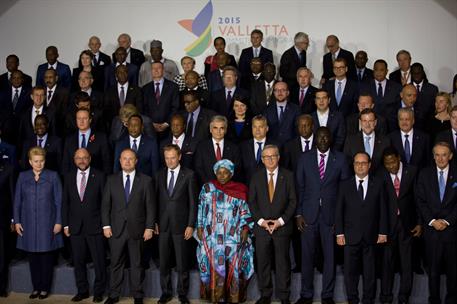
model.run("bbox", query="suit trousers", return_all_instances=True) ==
[108,229,144,298]
[159,231,190,297]
[0,229,8,292]
[28,251,56,292]
[380,218,413,303]
[70,233,106,296]
[343,242,376,304]
[424,234,457,304]
[300,213,335,299]
[255,234,291,300]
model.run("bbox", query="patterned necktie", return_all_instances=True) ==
[394,175,400,197]
[336,81,342,106]
[216,143,222,161]
[155,82,161,104]
[38,138,43,148]
[377,82,383,98]
[47,90,53,103]
[364,136,372,157]
[12,89,19,110]
[256,142,262,164]
[124,174,131,204]
[401,71,408,86]
[168,170,175,196]
[299,89,305,107]
[358,179,364,201]
[439,170,445,202]
[404,134,411,164]
[81,133,87,148]
[319,153,325,180]
[266,84,272,103]
[268,172,274,203]
[79,171,87,201]
[119,86,125,106]
[187,112,194,137]
[132,138,138,152]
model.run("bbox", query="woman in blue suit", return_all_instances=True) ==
[13,146,63,299]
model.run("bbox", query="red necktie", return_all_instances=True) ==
[216,143,222,161]
[394,175,401,215]
[299,89,305,107]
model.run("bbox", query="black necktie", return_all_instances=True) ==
[187,112,194,137]
[168,170,175,196]
[377,82,383,98]
[358,179,364,201]
[124,174,131,204]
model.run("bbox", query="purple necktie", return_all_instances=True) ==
[319,153,325,180]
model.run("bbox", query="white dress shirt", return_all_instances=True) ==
[401,129,414,155]
[31,105,44,125]
[172,133,186,149]
[317,109,329,127]
[355,175,369,200]
[129,135,141,150]
[167,165,181,190]
[212,138,224,157]
[253,137,267,158]
[301,134,313,152]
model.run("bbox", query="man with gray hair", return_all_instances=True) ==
[193,115,240,185]
[112,33,145,70]
[87,36,111,67]
[280,32,309,91]
[139,40,179,87]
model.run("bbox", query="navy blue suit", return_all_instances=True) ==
[209,87,249,118]
[0,140,17,167]
[113,135,159,177]
[311,111,346,151]
[36,62,72,88]
[324,79,359,117]
[389,129,430,168]
[238,46,274,79]
[140,79,179,125]
[296,148,350,299]
[264,101,300,147]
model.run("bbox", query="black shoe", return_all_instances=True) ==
[93,295,104,303]
[281,300,291,304]
[38,292,49,299]
[321,298,335,304]
[178,295,190,304]
[71,293,90,302]
[104,297,119,304]
[295,298,313,304]
[134,298,143,304]
[0,290,8,297]
[29,291,40,299]
[158,294,173,303]
[255,297,271,304]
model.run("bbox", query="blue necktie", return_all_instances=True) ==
[168,170,175,196]
[377,82,383,98]
[336,81,342,106]
[279,106,284,123]
[404,134,411,164]
[439,171,445,202]
[364,136,372,157]
[38,138,43,148]
[256,142,262,164]
[124,174,131,204]
[132,138,138,152]
[81,134,86,148]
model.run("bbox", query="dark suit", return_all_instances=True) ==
[104,63,138,90]
[281,136,315,171]
[113,135,159,177]
[238,46,274,78]
[360,79,401,119]
[249,80,276,115]
[46,86,69,137]
[417,165,457,304]
[311,111,346,151]
[36,61,72,88]
[0,140,17,167]
[226,118,252,144]
[112,47,145,70]
[264,101,300,146]
[289,85,317,114]
[181,107,215,146]
[21,135,62,172]
[193,138,240,185]
[109,115,154,148]
[240,73,263,91]
[0,161,14,293]
[62,168,106,297]
[71,67,104,93]
[279,46,307,90]
[248,167,297,301]
[140,79,179,125]
[296,149,350,299]
[335,176,387,304]
[93,51,111,67]
[414,81,438,130]
[209,87,249,117]
[18,106,56,144]
[355,68,373,84]
[389,129,430,168]
[322,48,356,81]
[207,69,223,93]
[0,86,32,118]
[62,131,112,175]
[378,165,419,304]
[389,69,407,86]
[159,135,194,169]
[103,84,143,128]
[0,72,32,90]
[239,138,276,183]
[343,132,391,172]
[101,171,156,299]
[155,166,198,298]
[324,79,359,117]
[345,112,388,137]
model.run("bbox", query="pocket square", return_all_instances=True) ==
[452,182,457,188]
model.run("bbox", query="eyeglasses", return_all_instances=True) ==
[262,155,279,161]
[273,89,288,93]
[354,161,369,166]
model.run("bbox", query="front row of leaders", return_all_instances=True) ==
[11,128,457,304]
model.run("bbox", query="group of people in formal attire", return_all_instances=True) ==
[0,30,457,304]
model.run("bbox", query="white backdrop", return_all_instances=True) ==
[0,0,456,90]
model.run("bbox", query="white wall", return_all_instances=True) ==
[0,0,456,90]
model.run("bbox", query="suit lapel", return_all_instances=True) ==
[272,169,284,203]
[322,151,335,183]
[443,169,455,205]
[128,173,140,204]
[82,171,96,202]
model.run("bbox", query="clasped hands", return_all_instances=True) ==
[431,219,448,231]
[260,219,281,235]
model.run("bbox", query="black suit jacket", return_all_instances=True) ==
[21,135,62,172]
[209,87,249,117]
[18,106,56,144]
[62,131,112,175]
[249,80,276,115]
[0,161,14,230]
[289,85,317,114]
[248,167,297,237]
[345,112,388,137]
[0,72,32,90]
[264,101,300,146]
[102,171,155,239]
[104,63,138,90]
[155,166,198,233]
[360,79,401,119]
[324,79,359,117]
[279,46,307,90]
[181,107,215,147]
[389,129,430,168]
[389,69,405,86]
[377,165,419,235]
[436,129,457,154]
[417,165,457,241]
[94,51,111,67]
[414,81,438,130]
[62,168,106,235]
[335,176,388,245]
[311,110,346,151]
[71,66,104,93]
[207,69,223,93]
[112,47,145,70]
[281,136,315,171]
[238,46,274,78]
[355,67,373,84]
[0,85,32,117]
[343,131,391,172]
[103,84,143,125]
[159,134,194,169]
[239,138,277,183]
[46,86,69,137]
[322,48,356,81]
[141,79,179,124]
[193,138,241,185]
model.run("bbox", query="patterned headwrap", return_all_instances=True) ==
[213,159,235,176]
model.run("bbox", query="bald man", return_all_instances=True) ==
[111,33,145,70]
[88,36,111,67]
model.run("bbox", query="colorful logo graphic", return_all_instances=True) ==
[178,0,213,57]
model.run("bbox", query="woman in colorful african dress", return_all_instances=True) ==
[196,159,254,303]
